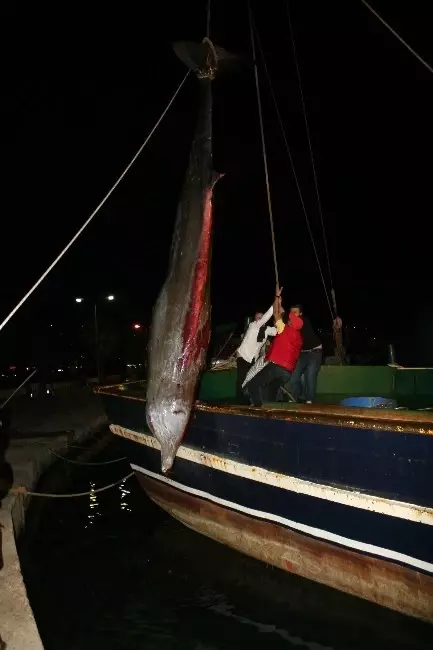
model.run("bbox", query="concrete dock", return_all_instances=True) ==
[0,386,107,650]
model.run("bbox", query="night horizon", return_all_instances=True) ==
[2,0,433,366]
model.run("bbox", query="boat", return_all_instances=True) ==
[100,366,433,622]
[99,6,433,624]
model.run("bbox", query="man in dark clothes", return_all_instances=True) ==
[289,305,322,404]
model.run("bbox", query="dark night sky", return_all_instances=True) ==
[2,1,433,363]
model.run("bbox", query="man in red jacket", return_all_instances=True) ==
[244,286,303,406]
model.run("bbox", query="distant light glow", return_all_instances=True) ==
[75,297,83,303]
[57,368,63,372]
[107,295,115,301]
[132,323,141,330]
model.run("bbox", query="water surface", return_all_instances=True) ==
[20,435,433,649]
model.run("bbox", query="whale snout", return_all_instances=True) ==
[146,397,191,472]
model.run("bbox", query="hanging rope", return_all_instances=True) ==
[0,70,190,335]
[333,316,346,362]
[360,0,433,77]
[248,1,280,288]
[331,288,338,319]
[286,1,336,317]
[252,20,334,319]
[9,472,134,498]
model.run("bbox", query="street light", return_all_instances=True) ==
[74,295,116,384]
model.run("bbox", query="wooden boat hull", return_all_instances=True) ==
[137,470,433,622]
[100,385,433,623]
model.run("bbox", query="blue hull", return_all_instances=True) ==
[100,388,433,621]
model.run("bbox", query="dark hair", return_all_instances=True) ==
[290,303,303,313]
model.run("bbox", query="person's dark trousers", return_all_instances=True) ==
[290,349,322,402]
[246,362,292,406]
[236,357,253,401]
[265,376,286,402]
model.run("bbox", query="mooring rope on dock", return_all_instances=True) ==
[45,446,127,466]
[9,472,134,498]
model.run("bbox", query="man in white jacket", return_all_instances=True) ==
[236,305,277,400]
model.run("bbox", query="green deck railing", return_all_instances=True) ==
[198,365,433,408]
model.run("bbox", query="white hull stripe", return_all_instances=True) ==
[132,463,433,575]
[110,425,433,527]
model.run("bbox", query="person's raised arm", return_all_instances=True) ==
[273,285,283,319]
[273,285,285,333]
[256,305,274,328]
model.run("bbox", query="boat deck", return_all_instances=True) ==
[99,363,433,412]
[98,380,433,436]
[98,378,433,411]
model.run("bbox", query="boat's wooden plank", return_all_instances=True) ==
[138,472,433,623]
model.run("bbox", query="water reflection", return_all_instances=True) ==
[19,436,433,650]
[119,478,131,513]
[85,482,100,528]
[209,600,333,650]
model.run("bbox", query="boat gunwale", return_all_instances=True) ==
[97,382,433,436]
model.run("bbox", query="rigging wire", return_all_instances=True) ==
[0,70,191,335]
[248,1,280,288]
[252,20,334,320]
[360,0,433,77]
[286,1,336,316]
